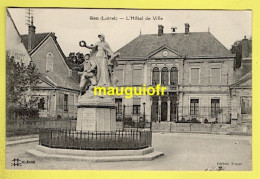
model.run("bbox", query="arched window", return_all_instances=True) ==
[152,67,160,85]
[46,52,54,72]
[170,67,178,85]
[161,67,168,85]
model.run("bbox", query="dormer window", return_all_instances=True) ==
[46,52,54,72]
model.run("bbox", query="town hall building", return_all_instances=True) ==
[115,24,236,123]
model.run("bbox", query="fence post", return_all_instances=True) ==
[50,129,52,148]
[65,130,67,149]
[80,131,82,150]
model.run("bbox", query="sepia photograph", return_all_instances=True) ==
[5,8,252,171]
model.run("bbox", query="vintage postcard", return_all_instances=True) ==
[1,2,257,178]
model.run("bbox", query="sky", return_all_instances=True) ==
[8,8,252,56]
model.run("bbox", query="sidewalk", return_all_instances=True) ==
[6,134,38,146]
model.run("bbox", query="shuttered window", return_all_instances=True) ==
[190,68,200,84]
[211,68,221,84]
[114,69,123,86]
[133,69,142,85]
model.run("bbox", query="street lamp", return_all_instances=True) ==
[143,102,146,122]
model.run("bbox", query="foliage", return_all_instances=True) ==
[6,56,41,120]
[230,37,252,68]
[65,52,85,70]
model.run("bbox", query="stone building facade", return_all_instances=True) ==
[115,24,235,123]
[19,19,79,118]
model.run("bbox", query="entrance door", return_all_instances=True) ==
[161,96,168,121]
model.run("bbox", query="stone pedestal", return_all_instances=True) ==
[76,91,116,132]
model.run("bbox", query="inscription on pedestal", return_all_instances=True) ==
[82,108,96,131]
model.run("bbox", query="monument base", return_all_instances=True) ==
[26,145,164,162]
[76,91,116,132]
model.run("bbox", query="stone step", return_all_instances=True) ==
[26,148,164,162]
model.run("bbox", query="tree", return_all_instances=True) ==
[66,52,84,70]
[230,40,242,69]
[230,37,252,69]
[6,56,41,120]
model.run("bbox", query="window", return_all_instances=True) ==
[58,93,63,109]
[46,52,54,72]
[64,94,68,111]
[161,67,168,85]
[211,99,220,117]
[133,105,141,114]
[38,97,46,110]
[190,67,200,84]
[133,69,142,85]
[152,67,160,85]
[190,99,199,115]
[69,95,74,112]
[114,69,123,86]
[115,98,122,116]
[241,97,252,114]
[211,68,221,84]
[170,67,178,85]
[133,98,141,114]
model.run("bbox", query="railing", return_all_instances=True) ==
[39,129,152,150]
[6,118,76,137]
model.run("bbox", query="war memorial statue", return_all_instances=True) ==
[76,34,120,131]
[78,33,119,96]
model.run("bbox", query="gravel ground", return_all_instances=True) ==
[6,133,251,171]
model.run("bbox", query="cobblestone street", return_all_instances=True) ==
[6,133,251,171]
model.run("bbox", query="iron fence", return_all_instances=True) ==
[39,129,152,150]
[6,118,76,137]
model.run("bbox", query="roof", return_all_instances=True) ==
[21,33,50,53]
[21,32,79,91]
[230,71,252,88]
[117,32,234,59]
[39,72,79,91]
[21,32,74,70]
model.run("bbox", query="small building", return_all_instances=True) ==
[6,10,31,66]
[115,24,235,123]
[20,19,79,118]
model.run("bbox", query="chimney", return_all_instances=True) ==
[158,25,164,36]
[242,36,249,59]
[185,23,190,35]
[28,17,36,52]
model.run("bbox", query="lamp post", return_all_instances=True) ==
[143,102,146,122]
[176,100,179,122]
[123,104,126,122]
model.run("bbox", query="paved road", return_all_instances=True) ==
[6,133,251,171]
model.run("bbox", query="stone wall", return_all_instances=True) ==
[152,122,251,135]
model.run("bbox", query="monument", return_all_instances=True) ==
[76,34,119,132]
[26,34,163,162]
